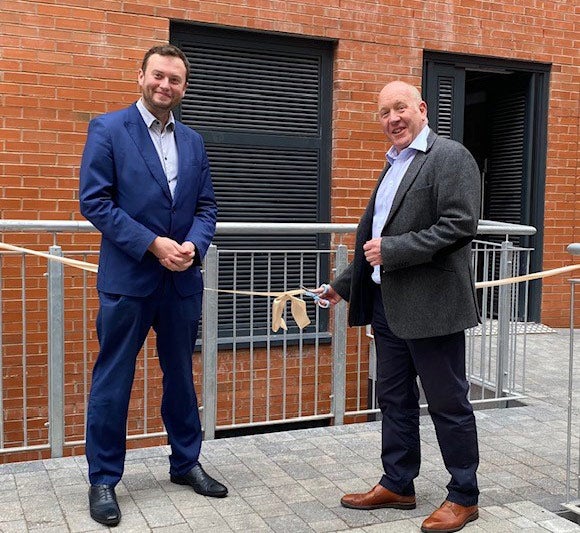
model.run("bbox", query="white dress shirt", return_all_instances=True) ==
[371,125,430,284]
[136,99,179,199]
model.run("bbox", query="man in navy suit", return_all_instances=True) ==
[79,44,226,527]
[318,81,481,533]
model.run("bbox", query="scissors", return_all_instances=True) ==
[301,284,331,309]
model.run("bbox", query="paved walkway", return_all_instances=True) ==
[1,328,580,532]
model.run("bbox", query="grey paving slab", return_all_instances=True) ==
[1,329,580,532]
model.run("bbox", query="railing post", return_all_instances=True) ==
[332,244,348,426]
[565,243,580,503]
[47,245,65,458]
[202,245,218,440]
[496,240,514,400]
[565,277,578,503]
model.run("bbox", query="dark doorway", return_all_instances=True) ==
[464,71,531,231]
[423,53,550,322]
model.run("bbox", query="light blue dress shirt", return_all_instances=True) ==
[137,99,179,199]
[371,125,430,283]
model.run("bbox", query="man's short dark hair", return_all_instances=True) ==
[141,44,190,82]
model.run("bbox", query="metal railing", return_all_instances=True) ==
[0,219,536,459]
[564,243,580,513]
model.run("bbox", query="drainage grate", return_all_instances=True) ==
[557,509,580,525]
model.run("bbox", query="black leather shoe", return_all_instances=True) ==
[170,464,228,498]
[89,484,121,527]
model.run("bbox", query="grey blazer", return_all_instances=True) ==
[332,129,481,339]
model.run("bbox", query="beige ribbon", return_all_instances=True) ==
[0,242,309,332]
[1,242,578,331]
[206,288,311,332]
[0,242,98,272]
[474,264,580,289]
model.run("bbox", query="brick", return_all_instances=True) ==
[0,0,576,463]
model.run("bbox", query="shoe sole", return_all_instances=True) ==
[90,511,121,527]
[170,476,228,498]
[341,500,416,510]
[420,510,479,532]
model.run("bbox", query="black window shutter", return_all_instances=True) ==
[423,62,465,141]
[171,24,333,340]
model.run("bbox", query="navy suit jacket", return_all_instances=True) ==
[79,103,217,300]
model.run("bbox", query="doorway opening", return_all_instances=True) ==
[423,52,550,321]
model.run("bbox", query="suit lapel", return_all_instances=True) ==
[172,125,191,201]
[125,104,173,202]
[360,165,390,238]
[384,130,436,227]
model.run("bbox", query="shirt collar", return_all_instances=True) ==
[136,99,175,131]
[386,124,430,164]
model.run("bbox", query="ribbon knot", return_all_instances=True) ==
[272,290,311,332]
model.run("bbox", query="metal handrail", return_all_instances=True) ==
[0,219,540,459]
[0,219,537,236]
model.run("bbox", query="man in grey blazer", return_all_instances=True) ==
[319,81,481,533]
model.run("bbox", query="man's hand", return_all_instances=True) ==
[363,238,383,267]
[311,284,342,306]
[148,237,196,272]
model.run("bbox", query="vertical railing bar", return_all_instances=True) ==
[467,243,476,398]
[480,245,491,400]
[356,315,362,411]
[466,245,475,393]
[143,337,148,434]
[47,245,65,457]
[282,252,288,420]
[232,251,237,425]
[332,245,348,425]
[573,280,579,500]
[565,279,577,502]
[298,251,304,417]
[496,240,513,400]
[82,260,89,431]
[266,253,271,421]
[488,247,496,389]
[0,254,4,448]
[21,254,28,446]
[521,251,531,393]
[509,252,518,394]
[573,279,579,500]
[467,244,475,398]
[512,250,523,393]
[313,250,323,416]
[466,328,474,401]
[366,325,377,411]
[201,244,218,440]
[249,252,255,424]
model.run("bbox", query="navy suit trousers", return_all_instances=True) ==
[371,284,479,506]
[86,273,203,486]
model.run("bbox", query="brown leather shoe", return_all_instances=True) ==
[340,484,416,510]
[421,500,478,532]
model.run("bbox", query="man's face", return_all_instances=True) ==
[377,83,427,153]
[138,53,187,117]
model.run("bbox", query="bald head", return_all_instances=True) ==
[377,81,428,152]
[379,81,423,104]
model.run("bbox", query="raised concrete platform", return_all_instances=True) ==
[1,328,579,532]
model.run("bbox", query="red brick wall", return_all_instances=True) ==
[0,0,578,461]
[1,0,577,325]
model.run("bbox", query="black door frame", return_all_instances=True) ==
[423,51,550,322]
